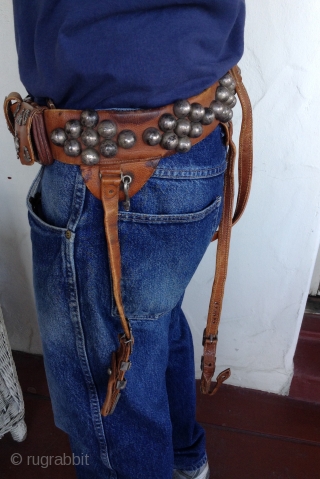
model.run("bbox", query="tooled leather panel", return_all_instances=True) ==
[3,92,23,135]
[10,101,38,165]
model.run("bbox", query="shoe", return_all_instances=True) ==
[173,461,210,479]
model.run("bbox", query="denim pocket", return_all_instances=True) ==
[114,126,227,320]
[27,163,86,234]
[116,193,222,320]
[26,164,87,328]
[27,167,69,236]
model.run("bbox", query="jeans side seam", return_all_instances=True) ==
[67,168,87,232]
[64,232,113,471]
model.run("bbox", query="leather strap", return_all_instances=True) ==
[211,66,253,241]
[201,66,253,394]
[99,166,134,416]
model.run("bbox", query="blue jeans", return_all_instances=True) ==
[27,125,227,479]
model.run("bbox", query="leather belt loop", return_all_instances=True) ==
[99,166,134,416]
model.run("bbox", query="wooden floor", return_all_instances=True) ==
[1,352,320,479]
[289,298,320,403]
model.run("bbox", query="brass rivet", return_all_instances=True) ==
[65,230,72,239]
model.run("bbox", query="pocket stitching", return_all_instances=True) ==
[118,195,221,224]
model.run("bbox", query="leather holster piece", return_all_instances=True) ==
[3,65,253,415]
[4,93,53,166]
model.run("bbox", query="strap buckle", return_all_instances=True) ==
[202,328,218,346]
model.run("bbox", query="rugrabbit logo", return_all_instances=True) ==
[10,453,89,468]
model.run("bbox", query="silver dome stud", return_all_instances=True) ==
[80,109,99,128]
[51,128,67,146]
[98,120,117,139]
[81,128,99,147]
[216,86,232,103]
[201,107,215,125]
[159,114,177,132]
[175,119,191,137]
[222,107,233,122]
[118,130,137,149]
[216,105,233,122]
[225,95,237,108]
[188,103,205,122]
[142,127,162,146]
[173,99,191,118]
[210,101,233,122]
[161,131,179,150]
[100,140,118,158]
[219,73,236,92]
[81,148,100,165]
[65,120,82,139]
[210,101,224,117]
[64,139,81,157]
[176,136,192,153]
[189,122,203,138]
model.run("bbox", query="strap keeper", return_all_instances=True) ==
[120,361,132,371]
[202,328,218,346]
[116,379,127,390]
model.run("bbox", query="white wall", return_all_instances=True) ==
[1,1,320,394]
[0,1,42,353]
[184,0,320,394]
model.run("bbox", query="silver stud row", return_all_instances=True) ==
[50,73,237,165]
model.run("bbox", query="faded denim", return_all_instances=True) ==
[27,125,227,479]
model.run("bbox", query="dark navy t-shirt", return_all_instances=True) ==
[12,0,245,109]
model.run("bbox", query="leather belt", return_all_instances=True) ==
[3,65,253,416]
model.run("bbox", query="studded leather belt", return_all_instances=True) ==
[4,66,253,416]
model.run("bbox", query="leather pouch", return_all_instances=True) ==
[4,93,53,166]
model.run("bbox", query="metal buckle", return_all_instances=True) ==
[116,379,127,390]
[202,328,218,346]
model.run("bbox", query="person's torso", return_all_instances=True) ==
[12,0,245,109]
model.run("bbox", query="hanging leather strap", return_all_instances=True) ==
[201,66,253,395]
[211,66,253,241]
[99,166,133,416]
